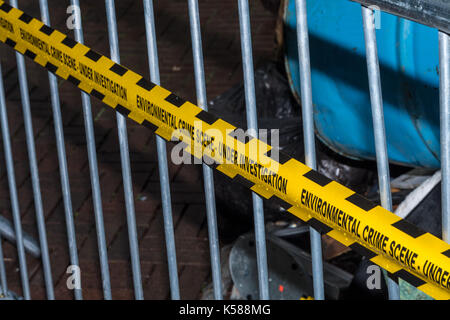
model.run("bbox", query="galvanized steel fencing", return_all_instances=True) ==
[0,0,448,300]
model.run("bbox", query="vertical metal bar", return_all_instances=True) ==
[35,0,93,301]
[440,31,450,243]
[14,0,78,300]
[294,0,325,300]
[0,234,8,297]
[105,0,144,300]
[11,56,39,301]
[361,5,400,300]
[439,32,450,243]
[4,1,54,300]
[70,0,112,300]
[237,0,269,300]
[187,0,223,300]
[0,61,30,299]
[69,0,112,300]
[142,0,180,300]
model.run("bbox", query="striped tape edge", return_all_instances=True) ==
[1,4,449,298]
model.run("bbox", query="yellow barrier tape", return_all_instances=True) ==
[0,1,449,299]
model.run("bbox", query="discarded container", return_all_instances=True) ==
[283,0,441,168]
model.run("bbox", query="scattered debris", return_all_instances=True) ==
[206,61,440,300]
[228,232,353,300]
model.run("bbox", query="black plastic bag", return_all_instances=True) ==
[208,62,377,226]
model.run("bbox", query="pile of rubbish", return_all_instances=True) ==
[202,61,442,300]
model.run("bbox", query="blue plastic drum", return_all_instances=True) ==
[284,0,441,168]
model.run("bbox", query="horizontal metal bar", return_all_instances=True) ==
[0,216,40,258]
[351,0,450,34]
